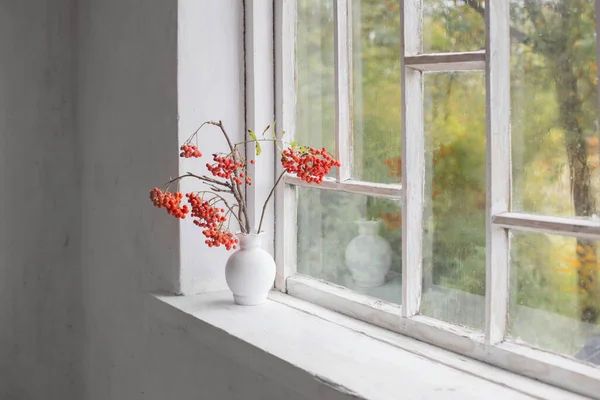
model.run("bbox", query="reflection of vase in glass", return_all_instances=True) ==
[345,219,392,288]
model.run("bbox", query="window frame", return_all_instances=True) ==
[273,0,600,397]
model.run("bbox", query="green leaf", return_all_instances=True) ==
[248,130,262,155]
[271,121,278,140]
[255,141,262,156]
[271,123,278,141]
[261,124,270,137]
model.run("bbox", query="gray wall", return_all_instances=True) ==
[0,1,326,399]
[0,1,83,398]
[77,0,178,398]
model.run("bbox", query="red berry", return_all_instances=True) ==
[280,147,340,183]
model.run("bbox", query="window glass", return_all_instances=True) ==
[296,186,402,305]
[509,231,600,367]
[296,0,336,154]
[511,0,600,218]
[423,0,485,53]
[351,0,402,184]
[420,71,486,330]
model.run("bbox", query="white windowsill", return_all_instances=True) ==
[148,290,589,400]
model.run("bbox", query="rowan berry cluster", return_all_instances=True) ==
[206,154,251,185]
[180,144,202,158]
[281,147,341,184]
[186,193,239,250]
[203,229,238,250]
[149,188,189,219]
[150,120,342,251]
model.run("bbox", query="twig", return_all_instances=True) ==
[257,171,286,233]
[207,185,230,193]
[211,120,251,232]
[229,176,247,233]
[194,191,244,229]
[207,120,237,155]
[163,172,231,191]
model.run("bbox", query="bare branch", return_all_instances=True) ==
[163,172,232,192]
[257,171,286,233]
[205,120,251,233]
[194,191,244,229]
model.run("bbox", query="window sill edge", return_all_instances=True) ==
[147,290,587,400]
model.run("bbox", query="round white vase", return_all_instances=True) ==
[225,232,276,306]
[345,220,392,288]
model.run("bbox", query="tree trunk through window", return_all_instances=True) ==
[553,32,598,324]
[542,0,598,325]
[467,0,599,324]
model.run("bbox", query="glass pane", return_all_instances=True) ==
[511,0,600,219]
[420,71,486,330]
[296,0,335,153]
[351,0,402,184]
[423,0,485,53]
[296,186,402,305]
[509,232,600,367]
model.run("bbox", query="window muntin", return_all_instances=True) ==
[274,0,600,397]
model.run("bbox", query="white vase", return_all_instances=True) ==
[345,220,392,288]
[225,232,276,306]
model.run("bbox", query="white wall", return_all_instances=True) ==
[176,0,247,295]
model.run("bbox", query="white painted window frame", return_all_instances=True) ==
[245,0,276,254]
[271,0,600,398]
